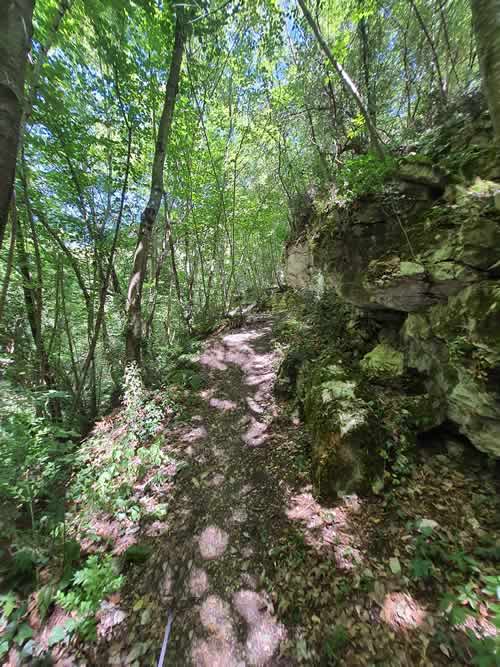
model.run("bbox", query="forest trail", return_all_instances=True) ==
[144,313,300,666]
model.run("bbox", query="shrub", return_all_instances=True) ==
[336,153,396,200]
[54,555,123,640]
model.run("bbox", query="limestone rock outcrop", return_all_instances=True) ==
[284,113,500,467]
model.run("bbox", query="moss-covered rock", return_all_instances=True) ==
[285,240,314,289]
[285,120,500,458]
[397,159,447,190]
[360,343,404,377]
[404,282,500,457]
[300,362,386,498]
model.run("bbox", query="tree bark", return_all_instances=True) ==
[0,200,18,324]
[297,0,384,158]
[471,0,500,141]
[0,0,34,249]
[125,10,186,364]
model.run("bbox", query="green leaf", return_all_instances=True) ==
[0,640,10,659]
[48,624,68,647]
[15,623,34,645]
[389,557,401,575]
[0,593,17,619]
[411,558,432,579]
[449,606,470,625]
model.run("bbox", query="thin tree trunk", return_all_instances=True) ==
[408,0,447,102]
[297,0,384,158]
[76,125,133,408]
[0,0,34,248]
[125,10,185,364]
[358,13,376,123]
[17,211,60,418]
[471,0,500,141]
[60,264,80,390]
[20,0,73,149]
[0,201,18,323]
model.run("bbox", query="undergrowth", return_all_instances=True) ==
[0,360,184,660]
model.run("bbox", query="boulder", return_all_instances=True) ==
[285,164,500,458]
[301,363,385,498]
[284,110,500,459]
[305,177,500,314]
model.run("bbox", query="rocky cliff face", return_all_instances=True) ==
[282,104,500,498]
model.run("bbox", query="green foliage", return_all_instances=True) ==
[123,362,164,444]
[0,594,32,658]
[70,366,179,523]
[71,436,173,521]
[55,555,123,640]
[0,389,73,516]
[322,624,349,663]
[336,153,396,200]
[407,522,499,664]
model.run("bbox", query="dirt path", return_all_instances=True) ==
[142,314,300,666]
[110,312,497,667]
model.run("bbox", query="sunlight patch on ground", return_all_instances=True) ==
[200,343,229,371]
[245,396,264,414]
[242,417,269,447]
[182,425,208,443]
[209,397,238,411]
[233,590,286,666]
[207,472,225,487]
[244,371,274,387]
[455,613,498,640]
[381,592,426,631]
[198,526,229,560]
[199,595,234,640]
[191,637,241,667]
[285,488,363,569]
[231,508,248,524]
[145,520,168,537]
[189,568,209,598]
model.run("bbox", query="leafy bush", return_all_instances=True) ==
[54,555,123,640]
[0,383,76,590]
[69,362,179,522]
[0,593,35,660]
[336,153,396,200]
[0,411,72,516]
[122,362,164,444]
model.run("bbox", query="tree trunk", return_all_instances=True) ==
[297,0,384,158]
[17,210,61,419]
[0,0,34,249]
[125,10,185,364]
[408,0,447,103]
[358,13,376,123]
[471,0,500,141]
[0,201,18,323]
